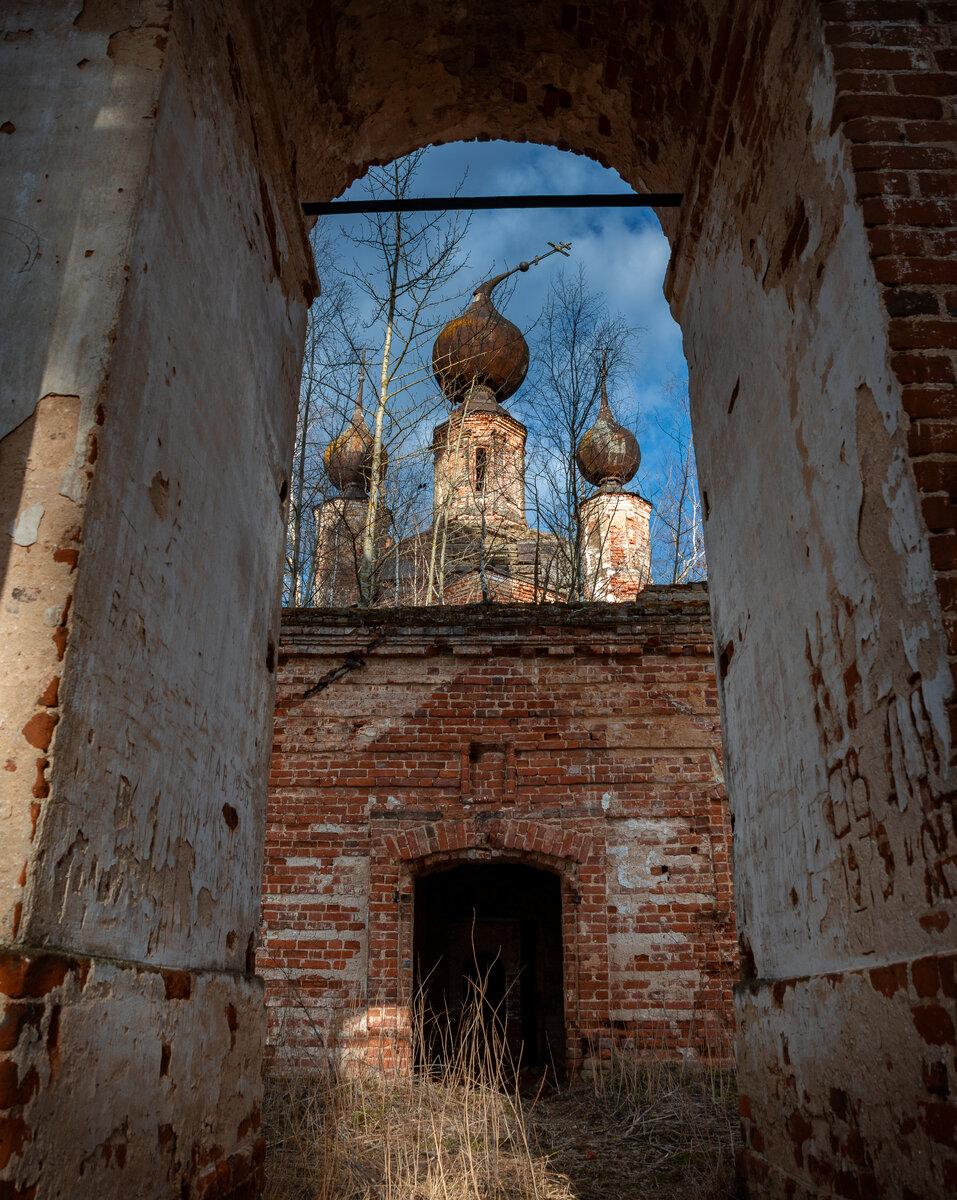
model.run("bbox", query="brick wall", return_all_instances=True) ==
[581,490,653,601]
[821,1,957,749]
[260,586,736,1073]
[432,405,527,528]
[312,497,369,606]
[442,569,539,604]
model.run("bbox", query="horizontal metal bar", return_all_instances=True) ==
[302,193,683,216]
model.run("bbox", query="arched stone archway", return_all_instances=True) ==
[372,820,599,1071]
[1,2,954,1195]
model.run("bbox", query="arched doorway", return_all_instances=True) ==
[413,862,565,1073]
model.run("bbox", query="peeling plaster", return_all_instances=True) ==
[10,502,44,547]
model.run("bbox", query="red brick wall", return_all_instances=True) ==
[432,406,527,528]
[260,586,736,1073]
[581,490,653,601]
[442,569,539,604]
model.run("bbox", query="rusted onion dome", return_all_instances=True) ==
[432,275,530,404]
[575,375,641,490]
[323,396,386,499]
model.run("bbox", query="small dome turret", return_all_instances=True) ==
[323,364,386,499]
[575,357,640,491]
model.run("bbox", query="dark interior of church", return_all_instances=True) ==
[413,863,565,1072]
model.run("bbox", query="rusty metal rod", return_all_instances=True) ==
[302,193,682,216]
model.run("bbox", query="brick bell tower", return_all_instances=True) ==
[430,266,532,533]
[576,356,651,601]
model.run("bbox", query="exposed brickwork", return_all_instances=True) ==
[191,1130,265,1200]
[441,569,539,604]
[581,490,652,601]
[432,404,527,528]
[737,947,957,1198]
[312,497,366,607]
[313,497,392,606]
[0,947,265,1197]
[821,2,957,756]
[261,587,736,1073]
[0,394,85,945]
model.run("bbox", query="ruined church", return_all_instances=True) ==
[2,3,954,1196]
[312,256,652,607]
[260,271,736,1073]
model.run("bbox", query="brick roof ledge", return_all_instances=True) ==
[279,583,713,657]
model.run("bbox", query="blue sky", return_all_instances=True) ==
[312,140,689,499]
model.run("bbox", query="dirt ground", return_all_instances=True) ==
[525,1075,740,1200]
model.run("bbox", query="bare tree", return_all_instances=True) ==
[519,265,640,600]
[284,152,475,607]
[648,380,706,584]
[337,151,472,605]
[284,231,357,606]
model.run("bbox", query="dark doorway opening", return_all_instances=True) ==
[413,862,565,1074]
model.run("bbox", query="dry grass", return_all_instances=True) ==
[263,983,739,1200]
[264,981,573,1200]
[529,1035,739,1200]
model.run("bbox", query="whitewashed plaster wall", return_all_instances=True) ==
[1,2,314,1194]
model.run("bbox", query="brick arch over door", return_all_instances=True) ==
[2,2,954,1195]
[384,818,598,871]
[371,819,605,1064]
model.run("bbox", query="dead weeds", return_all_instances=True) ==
[263,981,738,1199]
[528,1059,739,1200]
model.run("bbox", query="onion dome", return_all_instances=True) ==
[323,366,386,499]
[432,272,530,405]
[575,359,640,491]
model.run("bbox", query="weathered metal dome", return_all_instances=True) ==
[575,367,640,490]
[432,273,530,404]
[323,371,386,499]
